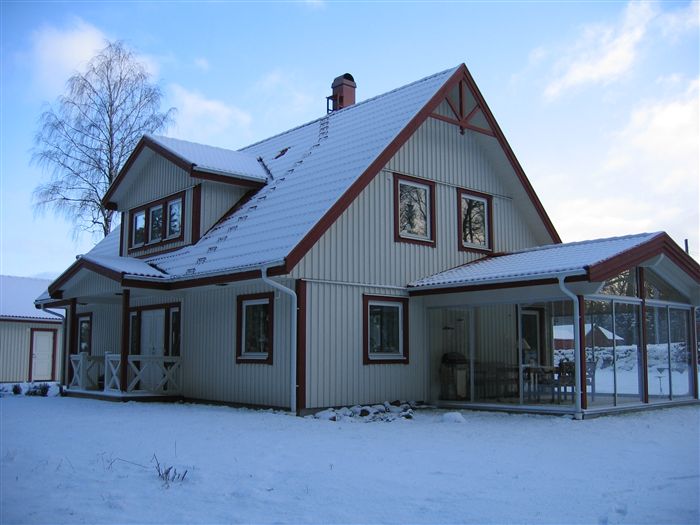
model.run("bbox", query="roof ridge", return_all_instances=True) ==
[148,134,254,157]
[239,65,460,153]
[0,274,53,282]
[507,231,663,256]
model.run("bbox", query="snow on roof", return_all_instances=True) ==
[146,134,268,183]
[410,232,662,289]
[141,66,458,279]
[1,275,62,321]
[553,324,623,341]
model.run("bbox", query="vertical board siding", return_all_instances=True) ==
[0,321,63,382]
[67,271,121,299]
[200,184,247,236]
[77,304,121,357]
[120,155,193,211]
[292,116,541,286]
[182,282,292,408]
[304,281,424,408]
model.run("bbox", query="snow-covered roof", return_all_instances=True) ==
[410,232,662,289]
[553,324,623,341]
[146,134,268,183]
[1,275,62,321]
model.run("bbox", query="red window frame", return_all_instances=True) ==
[393,173,436,247]
[456,187,493,253]
[363,294,409,365]
[236,292,274,365]
[128,191,186,253]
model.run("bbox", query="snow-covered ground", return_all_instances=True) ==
[1,397,698,524]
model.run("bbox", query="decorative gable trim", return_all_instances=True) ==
[282,64,560,274]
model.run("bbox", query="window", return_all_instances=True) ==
[457,188,492,251]
[236,293,274,364]
[363,295,409,364]
[132,211,146,246]
[149,205,163,242]
[394,174,435,246]
[169,307,181,357]
[129,192,184,250]
[76,314,92,355]
[167,199,182,238]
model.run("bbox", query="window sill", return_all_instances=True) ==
[396,235,436,248]
[459,243,492,254]
[236,353,272,365]
[366,354,408,365]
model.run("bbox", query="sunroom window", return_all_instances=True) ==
[459,189,491,250]
[395,174,434,245]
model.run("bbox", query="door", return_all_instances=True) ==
[140,309,165,390]
[521,310,543,366]
[30,329,55,381]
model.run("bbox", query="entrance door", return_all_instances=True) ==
[140,309,165,390]
[31,329,55,381]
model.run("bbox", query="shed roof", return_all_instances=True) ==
[409,232,663,289]
[1,275,62,321]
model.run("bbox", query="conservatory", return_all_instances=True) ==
[410,233,699,417]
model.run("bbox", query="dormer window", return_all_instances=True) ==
[129,191,185,251]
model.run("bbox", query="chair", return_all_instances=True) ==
[556,360,576,403]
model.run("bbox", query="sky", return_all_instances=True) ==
[0,0,698,278]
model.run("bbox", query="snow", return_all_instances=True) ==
[554,324,623,341]
[2,397,698,524]
[410,232,661,289]
[0,275,62,321]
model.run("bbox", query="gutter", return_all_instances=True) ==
[260,264,297,415]
[557,275,584,420]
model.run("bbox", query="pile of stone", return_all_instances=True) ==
[313,400,416,422]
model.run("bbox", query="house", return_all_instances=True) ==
[37,64,700,417]
[1,275,63,383]
[553,324,624,350]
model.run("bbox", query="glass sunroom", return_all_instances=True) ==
[411,233,700,417]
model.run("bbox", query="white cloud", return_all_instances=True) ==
[29,18,107,97]
[167,84,253,147]
[544,1,656,99]
[194,57,210,72]
[658,0,700,39]
[545,79,699,257]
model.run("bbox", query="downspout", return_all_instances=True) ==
[261,265,297,414]
[557,276,583,420]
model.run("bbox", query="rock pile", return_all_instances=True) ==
[313,400,417,422]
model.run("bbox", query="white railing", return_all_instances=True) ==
[69,352,104,390]
[104,353,182,395]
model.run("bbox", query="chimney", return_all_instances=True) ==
[327,73,356,112]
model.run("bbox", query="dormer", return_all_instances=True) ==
[103,135,268,258]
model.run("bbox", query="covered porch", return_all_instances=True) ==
[411,233,700,417]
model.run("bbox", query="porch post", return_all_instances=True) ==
[578,296,587,410]
[691,306,698,399]
[66,299,77,386]
[120,289,130,392]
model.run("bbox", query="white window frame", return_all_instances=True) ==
[148,204,163,243]
[367,300,404,360]
[241,298,271,359]
[132,210,146,247]
[398,180,432,241]
[460,193,489,249]
[166,198,182,239]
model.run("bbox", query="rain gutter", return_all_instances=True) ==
[557,274,584,420]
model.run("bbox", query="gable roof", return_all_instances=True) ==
[409,232,700,293]
[52,64,562,294]
[1,275,62,321]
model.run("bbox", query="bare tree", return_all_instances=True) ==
[32,41,175,238]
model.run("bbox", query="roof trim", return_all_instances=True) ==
[283,64,560,273]
[48,258,125,297]
[409,275,588,296]
[191,168,265,188]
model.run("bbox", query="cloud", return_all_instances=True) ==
[304,0,326,9]
[29,18,107,97]
[544,1,656,99]
[658,0,700,39]
[194,57,210,72]
[167,84,253,147]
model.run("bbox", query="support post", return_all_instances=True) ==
[557,276,583,419]
[66,299,77,386]
[120,289,130,392]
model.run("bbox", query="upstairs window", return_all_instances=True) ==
[236,293,274,364]
[394,173,435,246]
[129,192,184,251]
[458,188,492,252]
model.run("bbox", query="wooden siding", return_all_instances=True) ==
[291,114,543,286]
[76,304,121,357]
[119,154,193,211]
[0,320,62,382]
[303,281,424,409]
[199,183,247,237]
[67,270,122,299]
[182,281,292,408]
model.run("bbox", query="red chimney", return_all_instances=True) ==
[327,73,356,112]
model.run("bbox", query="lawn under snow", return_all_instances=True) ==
[1,397,698,525]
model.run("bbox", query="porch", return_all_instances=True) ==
[68,352,183,397]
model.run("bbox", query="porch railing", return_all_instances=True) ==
[69,352,104,390]
[104,353,182,395]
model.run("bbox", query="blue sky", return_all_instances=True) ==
[1,0,698,278]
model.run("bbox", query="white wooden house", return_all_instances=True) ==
[37,65,700,417]
[1,275,63,383]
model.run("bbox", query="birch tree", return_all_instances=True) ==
[32,41,175,238]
